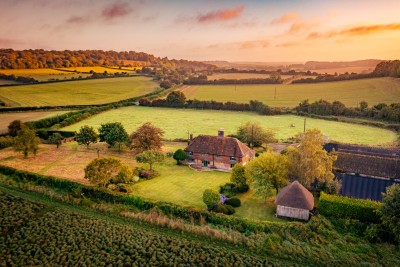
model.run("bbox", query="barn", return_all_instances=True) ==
[274,181,314,221]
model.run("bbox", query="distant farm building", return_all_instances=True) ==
[274,181,314,221]
[324,143,400,201]
[184,129,255,170]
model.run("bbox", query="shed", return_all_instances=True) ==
[274,181,314,221]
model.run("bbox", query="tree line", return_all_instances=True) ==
[296,99,400,123]
[139,91,286,115]
[0,49,213,70]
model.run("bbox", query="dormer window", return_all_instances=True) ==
[230,156,236,161]
[187,151,193,156]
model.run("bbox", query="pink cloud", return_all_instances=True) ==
[288,21,316,33]
[101,2,133,21]
[271,12,299,25]
[308,23,400,39]
[66,16,91,24]
[197,5,244,23]
[238,40,269,49]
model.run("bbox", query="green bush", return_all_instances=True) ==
[225,205,236,215]
[0,136,14,149]
[319,192,382,223]
[225,197,241,207]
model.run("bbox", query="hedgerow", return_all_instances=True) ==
[319,192,382,223]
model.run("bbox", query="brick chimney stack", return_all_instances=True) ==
[218,128,224,138]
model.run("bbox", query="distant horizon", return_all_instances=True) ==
[1,0,399,62]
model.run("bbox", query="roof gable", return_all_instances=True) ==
[185,135,254,158]
[274,181,314,210]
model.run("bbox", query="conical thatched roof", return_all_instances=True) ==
[274,181,314,210]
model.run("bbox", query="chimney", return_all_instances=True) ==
[190,133,193,141]
[218,128,224,138]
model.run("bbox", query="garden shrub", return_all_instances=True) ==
[225,205,236,215]
[319,192,382,223]
[225,197,241,207]
[139,169,159,179]
[219,183,249,197]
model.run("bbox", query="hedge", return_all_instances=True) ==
[319,192,382,223]
[0,165,283,234]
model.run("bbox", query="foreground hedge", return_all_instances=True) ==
[319,192,382,223]
[0,165,281,233]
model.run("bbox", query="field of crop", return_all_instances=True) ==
[0,68,92,81]
[0,79,20,85]
[207,73,291,80]
[179,77,400,107]
[0,110,69,134]
[0,76,159,107]
[0,190,275,266]
[311,66,374,75]
[62,106,397,145]
[58,66,136,74]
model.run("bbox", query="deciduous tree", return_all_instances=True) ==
[99,122,129,152]
[245,152,289,198]
[84,157,132,187]
[8,120,23,137]
[230,164,247,187]
[49,133,63,148]
[130,122,164,153]
[135,150,165,171]
[237,122,277,147]
[173,149,187,165]
[379,184,400,243]
[166,91,186,107]
[13,125,40,158]
[76,125,98,148]
[286,129,336,188]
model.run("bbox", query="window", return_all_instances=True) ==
[202,160,210,167]
[202,153,208,157]
[230,164,235,168]
[187,151,193,156]
[216,155,221,159]
[230,156,236,161]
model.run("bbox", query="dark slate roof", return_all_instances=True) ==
[274,181,314,210]
[337,173,399,201]
[185,135,254,158]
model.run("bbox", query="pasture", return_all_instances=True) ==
[0,110,69,134]
[0,68,92,82]
[0,76,159,107]
[61,106,398,145]
[179,77,400,107]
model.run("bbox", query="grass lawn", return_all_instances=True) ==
[132,160,230,208]
[62,106,398,146]
[0,76,159,107]
[179,77,400,107]
[0,110,69,134]
[234,190,282,222]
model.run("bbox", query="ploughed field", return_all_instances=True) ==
[61,106,397,146]
[0,68,92,82]
[0,76,159,107]
[0,110,69,134]
[180,77,400,107]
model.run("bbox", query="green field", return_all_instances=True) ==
[0,110,69,134]
[0,76,159,107]
[180,77,400,107]
[0,68,92,82]
[62,106,397,145]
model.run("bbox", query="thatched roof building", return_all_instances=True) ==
[274,181,314,221]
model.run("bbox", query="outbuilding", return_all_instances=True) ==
[274,181,314,221]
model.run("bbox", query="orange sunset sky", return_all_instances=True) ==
[0,0,399,62]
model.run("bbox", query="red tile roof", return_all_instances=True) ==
[185,135,254,158]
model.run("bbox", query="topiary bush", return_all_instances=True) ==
[225,197,241,207]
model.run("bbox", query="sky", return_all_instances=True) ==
[0,0,399,62]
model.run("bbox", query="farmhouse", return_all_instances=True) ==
[184,129,255,170]
[274,181,314,221]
